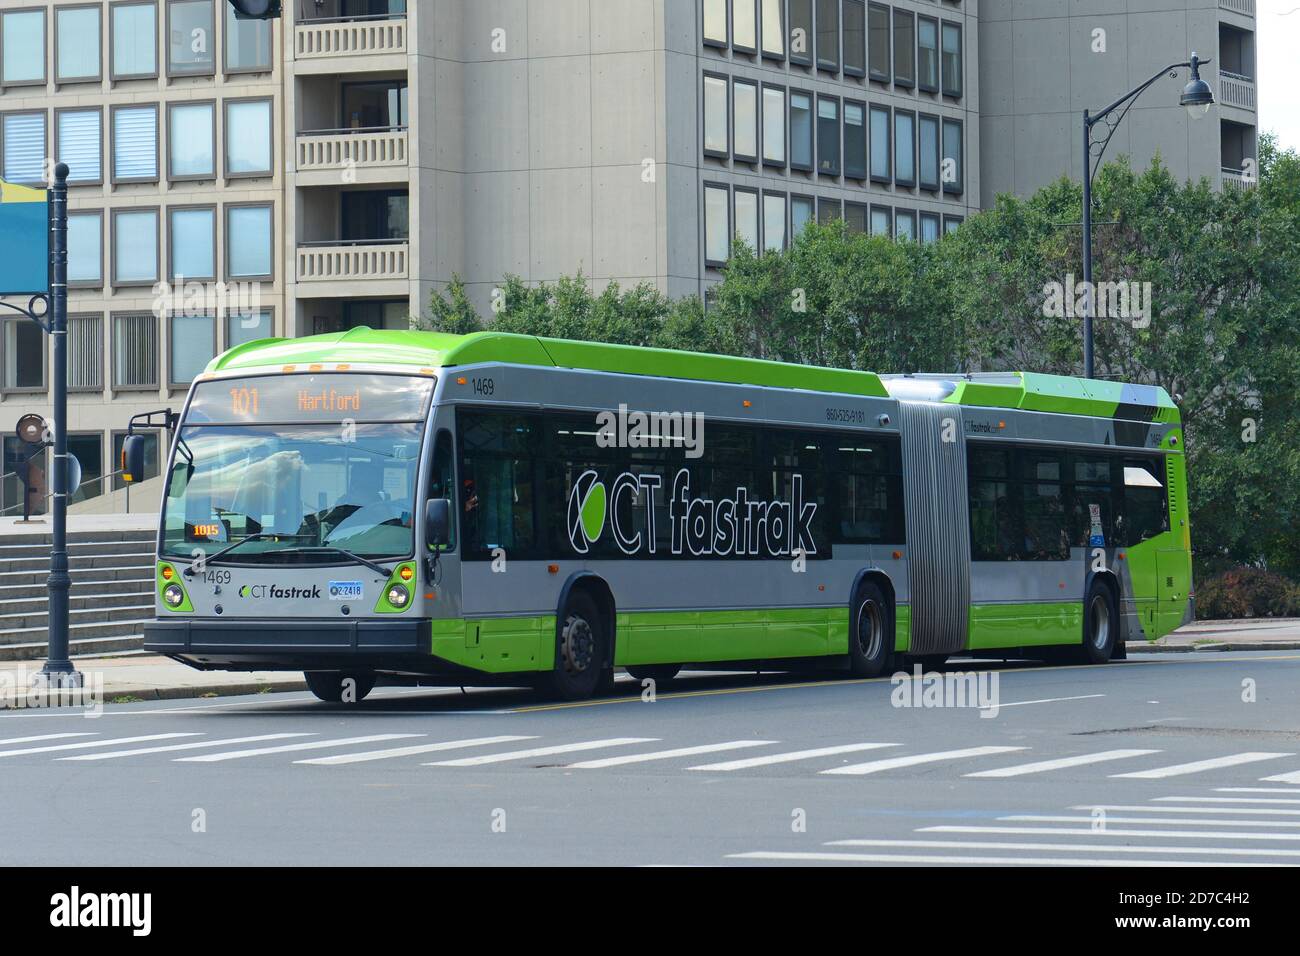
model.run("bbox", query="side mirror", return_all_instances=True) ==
[121,435,147,484]
[425,497,451,549]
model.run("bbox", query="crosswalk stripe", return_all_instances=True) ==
[965,749,1161,778]
[0,733,198,758]
[566,740,777,769]
[0,733,98,747]
[1111,752,1294,779]
[1154,795,1300,805]
[1072,804,1300,816]
[688,742,900,771]
[1259,769,1300,785]
[922,824,1300,842]
[175,734,423,762]
[821,745,1027,776]
[59,734,316,761]
[726,850,1267,867]
[296,736,539,766]
[1217,787,1300,795]
[1005,814,1300,828]
[827,838,1300,858]
[425,737,658,767]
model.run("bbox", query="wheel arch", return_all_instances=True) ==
[556,571,617,666]
[1084,567,1124,659]
[849,567,898,643]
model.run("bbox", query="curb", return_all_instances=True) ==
[1126,641,1300,654]
[1,679,307,710]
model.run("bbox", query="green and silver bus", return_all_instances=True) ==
[129,329,1193,701]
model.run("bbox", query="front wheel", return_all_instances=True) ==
[847,582,893,677]
[539,591,607,701]
[1077,581,1119,665]
[304,671,376,703]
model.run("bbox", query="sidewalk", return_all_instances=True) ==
[2,618,1297,708]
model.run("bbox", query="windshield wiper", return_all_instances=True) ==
[182,532,313,577]
[274,546,393,578]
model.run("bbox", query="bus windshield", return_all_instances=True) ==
[161,374,433,564]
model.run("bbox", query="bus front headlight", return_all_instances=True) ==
[163,583,185,608]
[386,584,410,609]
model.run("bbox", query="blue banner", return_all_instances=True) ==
[0,179,49,296]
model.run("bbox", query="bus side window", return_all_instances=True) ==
[1120,457,1168,546]
[429,429,456,551]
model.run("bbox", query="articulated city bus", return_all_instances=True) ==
[126,329,1193,701]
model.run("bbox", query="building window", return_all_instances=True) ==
[732,0,756,53]
[869,104,889,183]
[224,1,272,73]
[703,0,727,48]
[894,109,915,187]
[112,209,159,286]
[869,204,891,236]
[112,105,159,183]
[943,214,963,236]
[919,211,940,244]
[226,204,273,280]
[918,113,940,191]
[1,9,45,86]
[113,431,159,489]
[2,318,45,391]
[843,0,866,77]
[68,433,103,503]
[341,189,407,241]
[844,201,867,235]
[69,313,103,391]
[703,73,729,157]
[68,211,103,287]
[917,15,938,92]
[168,102,215,180]
[760,0,784,59]
[112,313,159,389]
[762,192,787,252]
[867,2,888,83]
[226,308,272,348]
[2,112,46,186]
[762,85,786,166]
[895,208,916,241]
[788,0,812,66]
[111,2,157,79]
[169,312,215,386]
[169,206,216,281]
[892,8,914,88]
[56,6,102,84]
[817,196,841,225]
[733,79,758,162]
[790,90,813,171]
[941,20,962,98]
[942,117,964,194]
[342,80,408,128]
[225,99,273,178]
[57,109,102,184]
[844,100,866,181]
[734,187,759,251]
[168,0,215,77]
[704,183,730,266]
[815,0,839,71]
[816,95,839,176]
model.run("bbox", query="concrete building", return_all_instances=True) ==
[0,0,1258,517]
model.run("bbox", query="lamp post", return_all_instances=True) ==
[1081,52,1215,379]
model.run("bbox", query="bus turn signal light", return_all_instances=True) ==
[399,565,414,581]
[892,550,902,559]
[547,564,559,574]
[457,376,467,385]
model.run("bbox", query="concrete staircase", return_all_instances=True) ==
[0,529,156,661]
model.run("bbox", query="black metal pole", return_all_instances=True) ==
[39,162,79,687]
[1081,110,1094,380]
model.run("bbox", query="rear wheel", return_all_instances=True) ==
[847,581,893,677]
[1077,581,1119,665]
[625,664,681,686]
[540,591,607,701]
[304,671,375,703]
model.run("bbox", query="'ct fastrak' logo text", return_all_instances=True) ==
[238,583,322,600]
[50,886,151,937]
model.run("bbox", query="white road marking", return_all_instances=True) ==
[175,734,422,762]
[59,734,315,761]
[688,742,901,771]
[1072,804,1300,816]
[0,733,97,747]
[726,851,1267,867]
[1154,795,1300,805]
[821,745,1027,776]
[566,740,777,769]
[296,736,539,765]
[0,733,198,758]
[922,825,1300,842]
[979,694,1106,710]
[1004,814,1300,828]
[1259,769,1300,785]
[426,738,659,767]
[965,749,1160,778]
[1217,787,1300,795]
[1111,752,1294,779]
[826,838,1300,858]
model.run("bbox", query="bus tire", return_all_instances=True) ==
[625,665,681,685]
[304,671,375,703]
[848,581,893,678]
[542,591,606,701]
[1078,580,1119,665]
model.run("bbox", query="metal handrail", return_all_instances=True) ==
[298,237,410,247]
[297,125,408,136]
[1219,69,1254,83]
[0,468,131,516]
[297,13,406,26]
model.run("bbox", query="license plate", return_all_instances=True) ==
[328,581,363,601]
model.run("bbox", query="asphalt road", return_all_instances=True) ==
[3,651,1300,866]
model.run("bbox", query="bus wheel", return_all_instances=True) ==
[848,582,892,678]
[542,592,606,701]
[626,665,681,686]
[304,671,376,703]
[1079,582,1119,665]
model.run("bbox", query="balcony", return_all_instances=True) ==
[295,15,407,71]
[297,240,408,284]
[296,127,408,177]
[1221,166,1257,191]
[1219,0,1254,16]
[1218,71,1256,111]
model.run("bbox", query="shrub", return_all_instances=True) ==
[1196,567,1300,620]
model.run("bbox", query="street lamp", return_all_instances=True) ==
[1081,52,1214,378]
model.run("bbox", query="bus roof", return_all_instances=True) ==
[207,327,1179,423]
